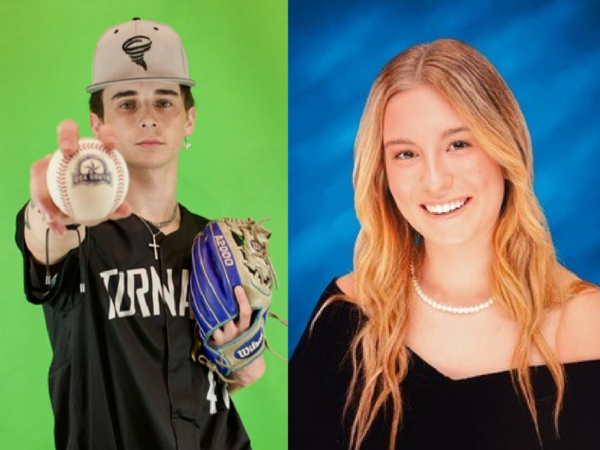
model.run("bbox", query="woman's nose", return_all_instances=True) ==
[421,155,453,193]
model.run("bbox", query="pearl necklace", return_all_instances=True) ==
[410,264,494,314]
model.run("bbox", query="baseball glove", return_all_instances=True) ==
[190,218,286,380]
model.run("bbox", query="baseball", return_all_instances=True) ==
[47,138,129,222]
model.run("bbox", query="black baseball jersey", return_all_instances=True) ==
[15,204,251,450]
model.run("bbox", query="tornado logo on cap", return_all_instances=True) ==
[122,36,152,70]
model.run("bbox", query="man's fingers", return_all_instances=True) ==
[109,201,133,220]
[32,196,68,236]
[57,121,119,155]
[57,120,80,156]
[209,288,252,346]
[30,156,59,219]
[98,124,118,151]
[235,286,252,332]
[212,322,237,346]
[212,319,250,346]
[30,155,68,236]
[47,220,68,237]
[211,329,224,345]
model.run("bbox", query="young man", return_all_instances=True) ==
[16,18,262,450]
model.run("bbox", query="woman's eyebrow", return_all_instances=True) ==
[440,126,470,140]
[383,138,415,149]
[384,126,470,149]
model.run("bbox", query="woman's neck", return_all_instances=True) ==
[419,236,494,304]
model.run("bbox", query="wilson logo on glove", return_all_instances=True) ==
[235,328,264,359]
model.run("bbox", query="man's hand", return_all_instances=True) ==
[25,120,132,263]
[210,286,266,391]
[190,219,279,386]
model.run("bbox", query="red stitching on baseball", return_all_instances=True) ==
[109,150,127,214]
[58,149,77,219]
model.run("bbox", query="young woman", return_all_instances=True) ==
[289,39,600,450]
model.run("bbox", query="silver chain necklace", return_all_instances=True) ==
[140,203,179,229]
[137,204,179,260]
[410,263,494,314]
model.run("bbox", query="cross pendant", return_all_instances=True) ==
[149,235,160,260]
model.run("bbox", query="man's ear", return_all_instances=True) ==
[90,113,103,138]
[184,106,196,136]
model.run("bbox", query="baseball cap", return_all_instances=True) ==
[86,18,195,93]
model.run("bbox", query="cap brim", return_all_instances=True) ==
[86,76,196,93]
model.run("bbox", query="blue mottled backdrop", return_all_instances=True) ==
[289,0,600,353]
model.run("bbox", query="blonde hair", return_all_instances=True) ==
[332,39,593,450]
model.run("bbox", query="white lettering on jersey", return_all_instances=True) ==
[207,370,218,414]
[179,269,190,318]
[151,267,176,316]
[100,269,119,320]
[127,269,149,317]
[99,267,191,321]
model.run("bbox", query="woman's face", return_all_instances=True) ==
[383,85,505,247]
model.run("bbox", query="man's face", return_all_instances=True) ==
[92,81,195,170]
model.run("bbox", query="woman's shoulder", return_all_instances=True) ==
[336,272,356,297]
[290,273,364,366]
[555,284,600,363]
[314,272,362,323]
[296,273,365,346]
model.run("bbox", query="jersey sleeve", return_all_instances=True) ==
[289,279,365,450]
[15,203,85,310]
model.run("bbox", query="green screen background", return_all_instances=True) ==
[0,1,288,449]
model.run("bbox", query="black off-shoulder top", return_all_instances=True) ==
[289,280,600,450]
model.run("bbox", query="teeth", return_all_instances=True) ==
[425,198,467,215]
